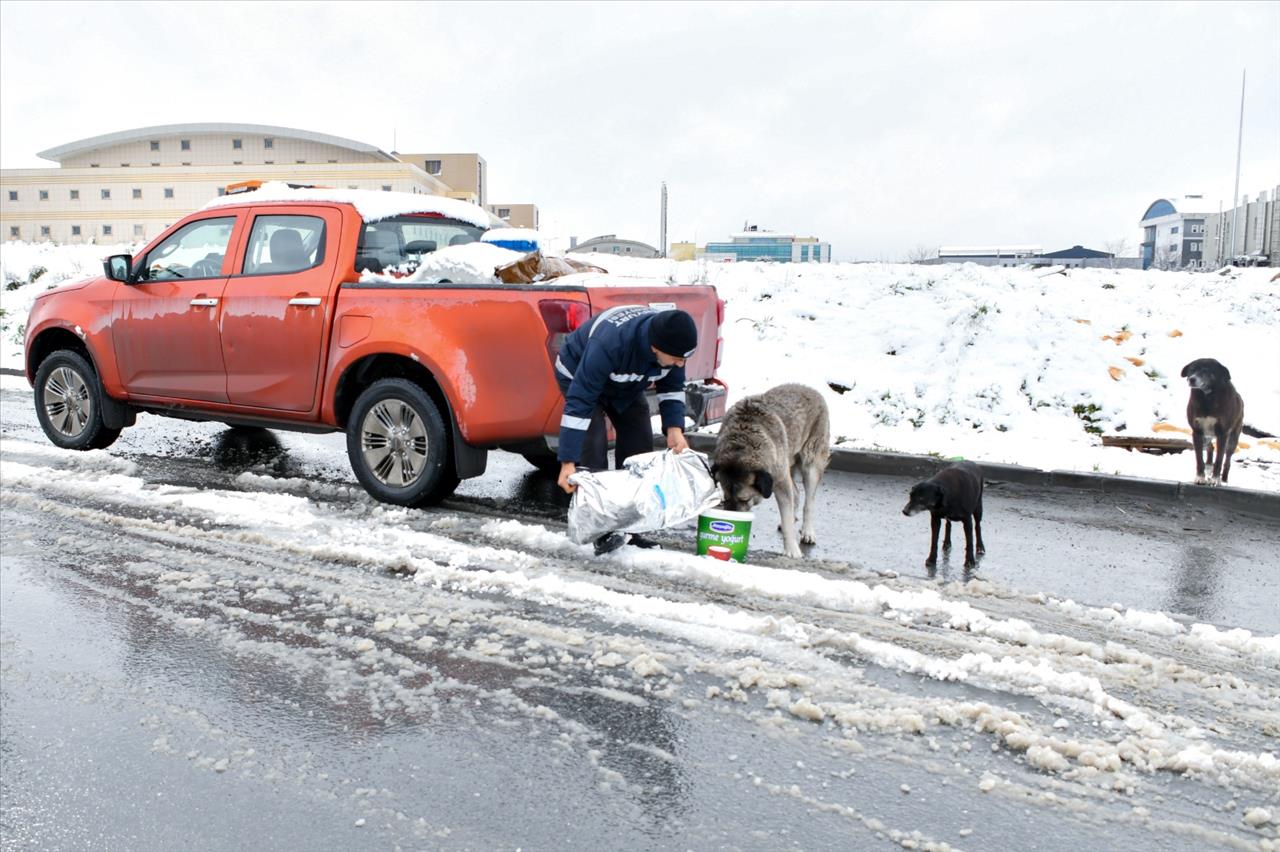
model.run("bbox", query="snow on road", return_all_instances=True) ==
[2,386,1278,849]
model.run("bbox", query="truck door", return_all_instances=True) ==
[111,215,238,402]
[219,207,339,412]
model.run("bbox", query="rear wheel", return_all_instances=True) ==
[34,350,122,451]
[346,379,458,506]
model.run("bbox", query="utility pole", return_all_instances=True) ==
[659,182,668,258]
[1229,69,1246,264]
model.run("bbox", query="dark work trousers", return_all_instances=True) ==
[570,394,655,472]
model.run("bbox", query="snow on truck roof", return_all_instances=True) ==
[201,181,493,228]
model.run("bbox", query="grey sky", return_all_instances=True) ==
[2,0,1277,260]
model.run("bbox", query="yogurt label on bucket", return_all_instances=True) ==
[709,521,735,534]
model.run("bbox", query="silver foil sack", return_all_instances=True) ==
[567,450,720,544]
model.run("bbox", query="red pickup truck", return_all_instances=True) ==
[24,185,726,505]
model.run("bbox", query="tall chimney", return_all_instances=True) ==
[660,182,668,258]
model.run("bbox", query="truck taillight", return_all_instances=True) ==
[714,297,725,371]
[538,299,591,359]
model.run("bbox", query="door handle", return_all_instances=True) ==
[189,298,219,307]
[289,297,322,307]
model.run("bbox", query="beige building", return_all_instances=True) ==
[486,203,539,230]
[1,123,537,244]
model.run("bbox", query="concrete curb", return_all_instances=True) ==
[0,367,24,378]
[685,432,1280,519]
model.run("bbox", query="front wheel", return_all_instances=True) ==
[34,350,121,451]
[346,379,458,506]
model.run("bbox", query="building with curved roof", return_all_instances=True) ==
[1139,195,1212,270]
[2,123,537,244]
[568,234,660,258]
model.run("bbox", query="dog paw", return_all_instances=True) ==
[976,546,986,556]
[1194,475,1207,485]
[964,559,976,569]
[784,546,803,559]
[800,530,816,545]
[924,557,937,568]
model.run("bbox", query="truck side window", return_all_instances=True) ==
[141,217,237,281]
[242,215,326,276]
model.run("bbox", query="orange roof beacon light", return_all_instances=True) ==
[224,179,328,195]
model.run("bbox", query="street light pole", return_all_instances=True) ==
[1229,69,1246,264]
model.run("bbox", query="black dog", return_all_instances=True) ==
[901,461,985,569]
[1181,358,1245,485]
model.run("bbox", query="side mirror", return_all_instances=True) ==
[103,254,134,283]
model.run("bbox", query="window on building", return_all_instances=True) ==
[8,226,18,239]
[233,161,242,165]
[101,189,111,199]
[40,226,50,237]
[264,160,274,165]
[1171,226,1179,234]
[151,162,160,167]
[327,159,337,164]
[150,140,160,151]
[39,190,49,200]
[348,185,358,190]
[498,208,511,219]
[232,138,242,149]
[103,225,113,236]
[263,137,274,149]
[7,190,15,201]
[120,163,129,167]
[296,160,306,164]
[70,189,79,200]
[625,246,631,253]
[164,187,174,199]
[217,188,226,196]
[180,139,191,150]
[90,163,99,168]
[382,185,392,192]
[72,225,81,236]
[132,188,142,199]
[181,162,191,166]
[425,160,442,175]
[134,224,145,237]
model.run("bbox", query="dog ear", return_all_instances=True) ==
[1180,362,1193,378]
[709,462,719,483]
[1219,363,1231,382]
[754,470,773,499]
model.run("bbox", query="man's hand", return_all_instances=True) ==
[667,427,689,454]
[558,461,578,494]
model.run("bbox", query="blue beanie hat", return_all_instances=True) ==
[649,310,698,357]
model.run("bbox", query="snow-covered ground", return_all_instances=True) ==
[3,240,1278,490]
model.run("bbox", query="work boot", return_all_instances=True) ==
[593,532,627,556]
[627,533,661,550]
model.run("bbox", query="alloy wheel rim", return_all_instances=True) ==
[43,366,91,438]
[360,399,429,487]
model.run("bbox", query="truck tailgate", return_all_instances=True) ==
[583,282,721,380]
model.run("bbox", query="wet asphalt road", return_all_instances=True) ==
[3,383,1279,851]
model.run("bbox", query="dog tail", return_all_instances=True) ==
[1243,424,1276,438]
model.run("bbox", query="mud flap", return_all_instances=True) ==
[99,392,137,430]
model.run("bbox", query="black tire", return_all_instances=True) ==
[33,350,122,451]
[346,378,457,506]
[521,451,562,476]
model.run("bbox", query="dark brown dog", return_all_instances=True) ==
[901,461,985,569]
[1181,358,1244,485]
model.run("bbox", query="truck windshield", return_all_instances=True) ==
[355,215,486,276]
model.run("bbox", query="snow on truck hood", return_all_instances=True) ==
[202,181,493,229]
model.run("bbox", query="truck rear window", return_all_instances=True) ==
[355,215,486,276]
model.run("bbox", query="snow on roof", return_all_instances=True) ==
[938,245,1042,256]
[38,122,396,163]
[201,181,492,228]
